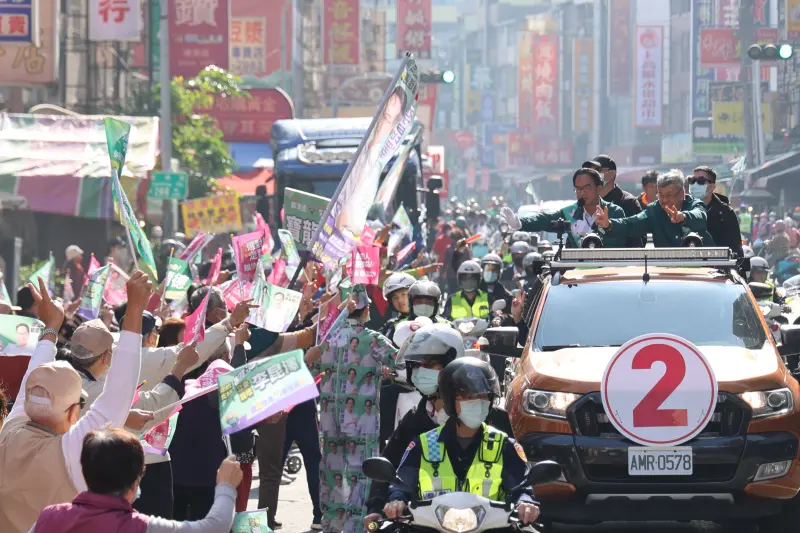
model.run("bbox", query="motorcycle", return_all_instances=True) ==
[453,316,493,351]
[362,456,561,533]
[750,282,789,343]
[774,255,800,285]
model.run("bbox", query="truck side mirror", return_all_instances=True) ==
[479,327,523,359]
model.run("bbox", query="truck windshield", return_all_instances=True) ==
[533,279,767,350]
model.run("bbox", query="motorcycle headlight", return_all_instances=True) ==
[523,390,581,419]
[435,505,486,533]
[458,322,475,335]
[739,388,794,419]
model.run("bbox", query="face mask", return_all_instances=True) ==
[413,304,435,318]
[770,217,776,223]
[689,184,707,199]
[458,399,490,429]
[435,408,450,425]
[460,279,479,293]
[483,270,498,284]
[412,367,440,395]
[513,257,524,267]
[133,485,141,502]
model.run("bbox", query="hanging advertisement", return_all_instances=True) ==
[228,17,264,76]
[230,0,292,88]
[790,0,800,39]
[691,0,715,120]
[531,34,559,131]
[572,37,593,133]
[633,26,663,129]
[607,0,630,96]
[168,0,229,79]
[89,0,141,42]
[323,0,360,66]
[517,32,535,130]
[0,0,38,44]
[204,88,294,143]
[396,0,431,59]
[0,0,57,84]
[699,28,738,68]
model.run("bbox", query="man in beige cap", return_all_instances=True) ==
[0,271,153,533]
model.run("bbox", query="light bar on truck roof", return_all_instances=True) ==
[551,247,736,269]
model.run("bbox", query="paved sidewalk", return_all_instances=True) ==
[247,462,316,533]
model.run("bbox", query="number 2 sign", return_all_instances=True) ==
[601,334,718,447]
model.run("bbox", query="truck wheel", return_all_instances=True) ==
[759,494,800,532]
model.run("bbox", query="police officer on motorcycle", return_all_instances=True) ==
[408,280,450,324]
[479,253,513,310]
[382,357,540,526]
[749,256,785,304]
[501,241,532,287]
[380,272,417,342]
[443,261,490,321]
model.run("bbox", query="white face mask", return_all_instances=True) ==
[413,304,435,318]
[458,399,491,429]
[435,408,450,425]
[689,183,708,199]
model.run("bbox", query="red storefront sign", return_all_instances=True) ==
[532,138,572,167]
[608,0,631,96]
[323,0,360,66]
[206,88,294,142]
[699,28,738,68]
[454,130,475,150]
[532,35,559,131]
[230,0,293,79]
[517,32,535,130]
[507,130,532,166]
[397,0,431,59]
[169,0,229,79]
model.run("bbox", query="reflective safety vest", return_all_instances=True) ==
[739,212,753,233]
[449,291,490,320]
[418,424,506,500]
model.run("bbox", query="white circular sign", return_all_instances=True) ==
[601,333,718,447]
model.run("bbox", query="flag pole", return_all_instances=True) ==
[113,170,140,273]
[160,247,174,301]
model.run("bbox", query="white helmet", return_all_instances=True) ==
[457,260,482,277]
[392,317,433,348]
[382,272,415,301]
[395,323,465,382]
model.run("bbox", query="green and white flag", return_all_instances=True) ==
[164,257,192,301]
[28,254,55,295]
[78,264,111,320]
[104,118,158,282]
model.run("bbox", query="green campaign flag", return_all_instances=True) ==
[104,118,158,282]
[232,509,271,533]
[78,264,111,320]
[28,254,55,295]
[164,257,192,301]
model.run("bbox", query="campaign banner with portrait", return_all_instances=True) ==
[318,319,397,533]
[0,315,44,356]
[248,278,302,333]
[309,55,419,269]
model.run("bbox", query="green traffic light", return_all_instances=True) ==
[779,43,794,59]
[442,70,455,84]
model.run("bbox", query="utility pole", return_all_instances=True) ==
[159,0,176,236]
[739,0,757,170]
[591,0,602,156]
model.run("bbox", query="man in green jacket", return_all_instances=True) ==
[501,168,627,248]
[594,169,715,247]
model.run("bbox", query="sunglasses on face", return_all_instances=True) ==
[688,176,714,185]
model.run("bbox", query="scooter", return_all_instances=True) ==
[774,255,800,285]
[362,456,561,533]
[453,317,492,351]
[750,282,790,343]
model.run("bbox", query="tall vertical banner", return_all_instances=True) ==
[323,0,360,66]
[608,0,631,96]
[169,0,229,78]
[309,56,419,269]
[692,0,715,121]
[572,37,594,133]
[396,0,431,59]
[229,0,293,84]
[633,26,663,129]
[531,35,559,131]
[517,32,535,130]
[228,17,265,76]
[790,0,800,40]
[89,0,141,41]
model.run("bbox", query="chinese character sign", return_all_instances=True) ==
[532,35,559,131]
[283,188,330,251]
[531,138,572,168]
[323,0,359,66]
[205,88,294,142]
[181,195,243,237]
[692,0,715,120]
[89,0,141,41]
[347,245,380,285]
[608,0,630,96]
[790,0,800,39]
[397,0,431,59]
[634,26,663,129]
[0,0,57,84]
[517,32,535,130]
[231,231,265,283]
[164,257,192,301]
[218,349,318,435]
[0,0,37,44]
[169,0,229,79]
[228,16,265,76]
[572,37,594,133]
[699,28,738,68]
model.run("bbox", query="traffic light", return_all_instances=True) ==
[419,70,456,84]
[748,43,794,60]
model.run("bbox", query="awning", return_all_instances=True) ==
[229,142,274,170]
[749,151,800,187]
[216,168,275,196]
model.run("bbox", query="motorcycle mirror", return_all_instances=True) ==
[526,460,562,486]
[480,327,523,359]
[491,300,507,313]
[362,457,400,484]
[749,281,774,301]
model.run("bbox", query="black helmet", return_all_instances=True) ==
[523,252,544,277]
[439,357,500,417]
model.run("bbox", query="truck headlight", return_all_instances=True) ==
[739,388,794,419]
[435,505,485,533]
[523,390,581,419]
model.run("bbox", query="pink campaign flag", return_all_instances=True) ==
[183,359,234,402]
[347,245,380,285]
[221,279,252,311]
[204,248,223,285]
[180,233,213,262]
[255,213,274,255]
[397,241,417,265]
[361,225,377,247]
[83,255,101,287]
[232,231,265,283]
[184,290,211,344]
[316,301,341,345]
[103,263,129,307]
[268,259,289,288]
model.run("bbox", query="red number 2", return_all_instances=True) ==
[632,345,688,427]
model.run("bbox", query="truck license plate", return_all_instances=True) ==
[628,447,693,476]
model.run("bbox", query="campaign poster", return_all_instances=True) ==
[0,315,44,356]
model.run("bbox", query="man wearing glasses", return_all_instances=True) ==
[688,166,743,257]
[595,169,715,248]
[501,168,626,248]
